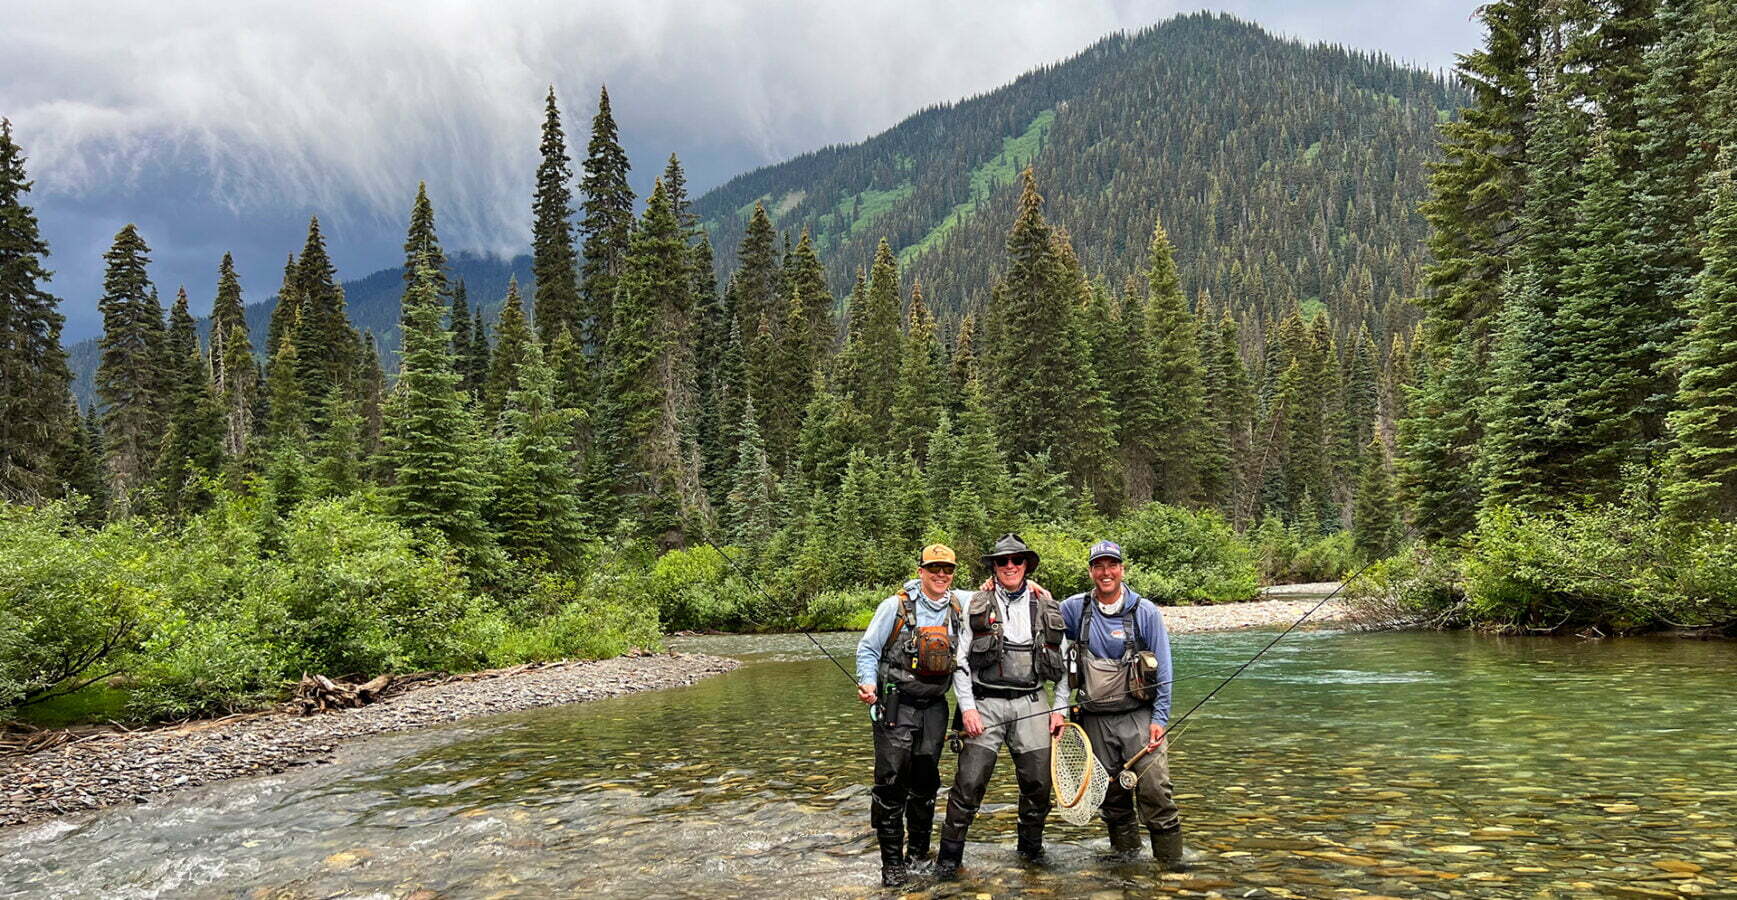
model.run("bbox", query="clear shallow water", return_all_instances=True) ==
[2,629,1734,898]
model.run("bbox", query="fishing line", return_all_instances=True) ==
[974,487,1464,734]
[699,534,863,688]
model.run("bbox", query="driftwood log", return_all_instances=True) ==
[291,673,394,716]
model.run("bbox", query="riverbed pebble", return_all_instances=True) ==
[0,652,738,830]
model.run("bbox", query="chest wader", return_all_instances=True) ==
[871,590,959,885]
[939,589,1065,874]
[1072,598,1185,866]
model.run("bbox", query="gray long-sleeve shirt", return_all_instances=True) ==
[952,584,1070,714]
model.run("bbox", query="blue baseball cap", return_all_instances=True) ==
[1088,540,1124,563]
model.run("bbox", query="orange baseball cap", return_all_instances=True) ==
[919,544,957,567]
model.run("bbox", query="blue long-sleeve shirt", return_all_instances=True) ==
[1059,587,1172,726]
[855,579,970,687]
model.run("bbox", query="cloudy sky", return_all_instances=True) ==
[2,0,1482,341]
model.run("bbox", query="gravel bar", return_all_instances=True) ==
[1160,589,1349,633]
[0,651,738,830]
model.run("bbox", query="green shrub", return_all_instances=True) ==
[0,503,158,711]
[1111,503,1259,604]
[1019,525,1093,597]
[805,584,893,630]
[489,575,662,664]
[649,545,757,630]
[1341,543,1466,626]
[1250,517,1355,584]
[257,496,491,676]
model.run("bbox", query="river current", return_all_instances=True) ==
[2,627,1733,897]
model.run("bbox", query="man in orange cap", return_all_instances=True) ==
[855,543,971,886]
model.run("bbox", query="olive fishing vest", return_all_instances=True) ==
[966,587,1066,692]
[1071,597,1158,715]
[877,589,963,702]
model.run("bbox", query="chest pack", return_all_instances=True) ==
[878,590,962,701]
[966,587,1067,690]
[1072,596,1160,714]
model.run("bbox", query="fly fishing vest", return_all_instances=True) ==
[966,587,1066,694]
[877,589,962,703]
[1071,597,1159,715]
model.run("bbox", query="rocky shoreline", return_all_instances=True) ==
[0,651,739,830]
[1161,587,1349,632]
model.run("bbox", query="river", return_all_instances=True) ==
[2,628,1733,897]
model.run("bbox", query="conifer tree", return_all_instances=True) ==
[986,171,1117,505]
[603,179,705,541]
[1478,268,1556,511]
[579,85,635,350]
[1630,0,1710,322]
[1397,337,1483,538]
[384,261,496,561]
[766,281,818,471]
[450,278,474,397]
[837,238,904,441]
[95,224,165,514]
[0,119,74,502]
[210,253,256,462]
[733,203,783,361]
[1210,310,1256,522]
[307,385,363,499]
[484,277,533,427]
[290,216,357,428]
[949,313,978,406]
[264,336,306,446]
[1352,436,1399,562]
[60,401,108,522]
[725,397,776,548]
[784,230,835,355]
[490,337,587,568]
[264,253,298,364]
[662,153,701,237]
[400,181,447,306]
[358,333,386,476]
[1142,219,1207,505]
[152,288,224,518]
[890,280,946,462]
[1662,163,1737,519]
[467,307,490,399]
[1552,132,1662,489]
[532,87,583,346]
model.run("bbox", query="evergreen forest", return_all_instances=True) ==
[5,6,1737,725]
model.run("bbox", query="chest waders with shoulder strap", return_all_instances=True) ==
[1074,596,1156,715]
[875,589,962,724]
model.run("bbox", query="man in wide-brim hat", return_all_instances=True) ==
[936,533,1070,879]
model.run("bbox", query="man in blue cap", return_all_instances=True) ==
[1059,539,1184,867]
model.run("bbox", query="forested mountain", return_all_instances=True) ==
[65,252,533,406]
[695,12,1463,348]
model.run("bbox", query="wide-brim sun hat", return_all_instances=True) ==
[979,532,1040,574]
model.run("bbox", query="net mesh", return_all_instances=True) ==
[1051,724,1109,825]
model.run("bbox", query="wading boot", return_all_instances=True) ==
[880,840,909,887]
[1149,824,1188,872]
[935,839,965,881]
[1015,823,1047,865]
[1103,819,1144,860]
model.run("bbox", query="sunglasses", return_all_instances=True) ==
[991,556,1027,568]
[922,564,957,575]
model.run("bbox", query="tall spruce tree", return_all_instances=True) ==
[383,261,496,561]
[532,87,583,346]
[0,119,74,502]
[152,288,224,518]
[400,181,447,306]
[889,280,947,462]
[1478,267,1557,511]
[1662,163,1737,519]
[264,253,298,364]
[1142,219,1207,505]
[95,224,165,515]
[837,238,904,442]
[579,85,635,351]
[358,333,386,477]
[450,278,475,397]
[210,253,256,463]
[1352,436,1400,562]
[986,170,1117,505]
[491,335,587,569]
[290,216,357,430]
[733,203,783,363]
[484,277,533,427]
[724,396,776,548]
